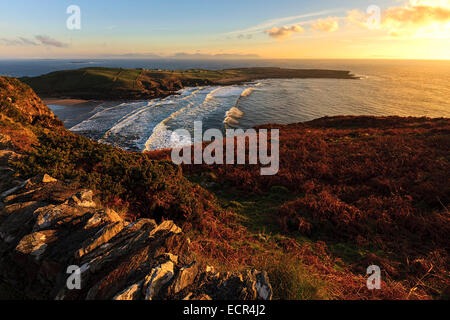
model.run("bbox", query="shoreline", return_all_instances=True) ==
[42,98,103,108]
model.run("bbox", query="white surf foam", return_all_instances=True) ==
[72,83,260,151]
[221,85,257,128]
[225,107,244,118]
[143,122,193,151]
[144,84,259,148]
[241,88,254,97]
[223,116,240,127]
[70,101,144,132]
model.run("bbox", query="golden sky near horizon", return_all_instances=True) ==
[228,0,450,59]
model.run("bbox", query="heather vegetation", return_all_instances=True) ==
[1,77,449,300]
[175,116,450,299]
[12,129,230,229]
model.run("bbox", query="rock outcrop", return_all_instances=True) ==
[0,76,272,300]
[0,77,56,124]
[0,148,272,300]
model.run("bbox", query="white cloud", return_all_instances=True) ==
[0,35,68,48]
[226,9,341,36]
[265,25,305,39]
[35,35,68,48]
[310,17,340,32]
[346,0,450,38]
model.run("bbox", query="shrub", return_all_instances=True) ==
[13,129,224,229]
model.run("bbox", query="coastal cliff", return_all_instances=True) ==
[0,76,272,300]
[1,76,449,300]
[0,160,272,300]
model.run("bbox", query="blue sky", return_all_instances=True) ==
[1,0,380,34]
[0,0,449,59]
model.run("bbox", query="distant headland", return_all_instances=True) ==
[21,67,358,101]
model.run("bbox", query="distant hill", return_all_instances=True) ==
[21,67,357,100]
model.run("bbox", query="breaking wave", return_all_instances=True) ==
[241,88,254,97]
[143,84,258,150]
[222,85,256,128]
[67,83,260,151]
[224,107,244,127]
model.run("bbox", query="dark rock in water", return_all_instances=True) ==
[0,152,273,300]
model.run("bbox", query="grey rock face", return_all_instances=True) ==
[0,155,273,300]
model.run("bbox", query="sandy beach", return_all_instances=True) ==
[43,98,106,129]
[42,98,99,107]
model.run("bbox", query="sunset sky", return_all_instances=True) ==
[0,0,449,59]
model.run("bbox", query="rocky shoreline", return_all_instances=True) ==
[0,76,273,300]
[3,75,447,300]
[0,148,272,300]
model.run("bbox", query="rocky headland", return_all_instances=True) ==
[0,157,272,300]
[1,75,448,300]
[0,76,272,300]
[21,67,357,101]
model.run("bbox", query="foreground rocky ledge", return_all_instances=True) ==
[0,149,272,300]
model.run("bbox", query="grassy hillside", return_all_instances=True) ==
[21,67,356,100]
[2,76,448,300]
[148,116,450,299]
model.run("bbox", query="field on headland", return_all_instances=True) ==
[21,67,357,101]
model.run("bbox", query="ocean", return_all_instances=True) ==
[1,59,449,151]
